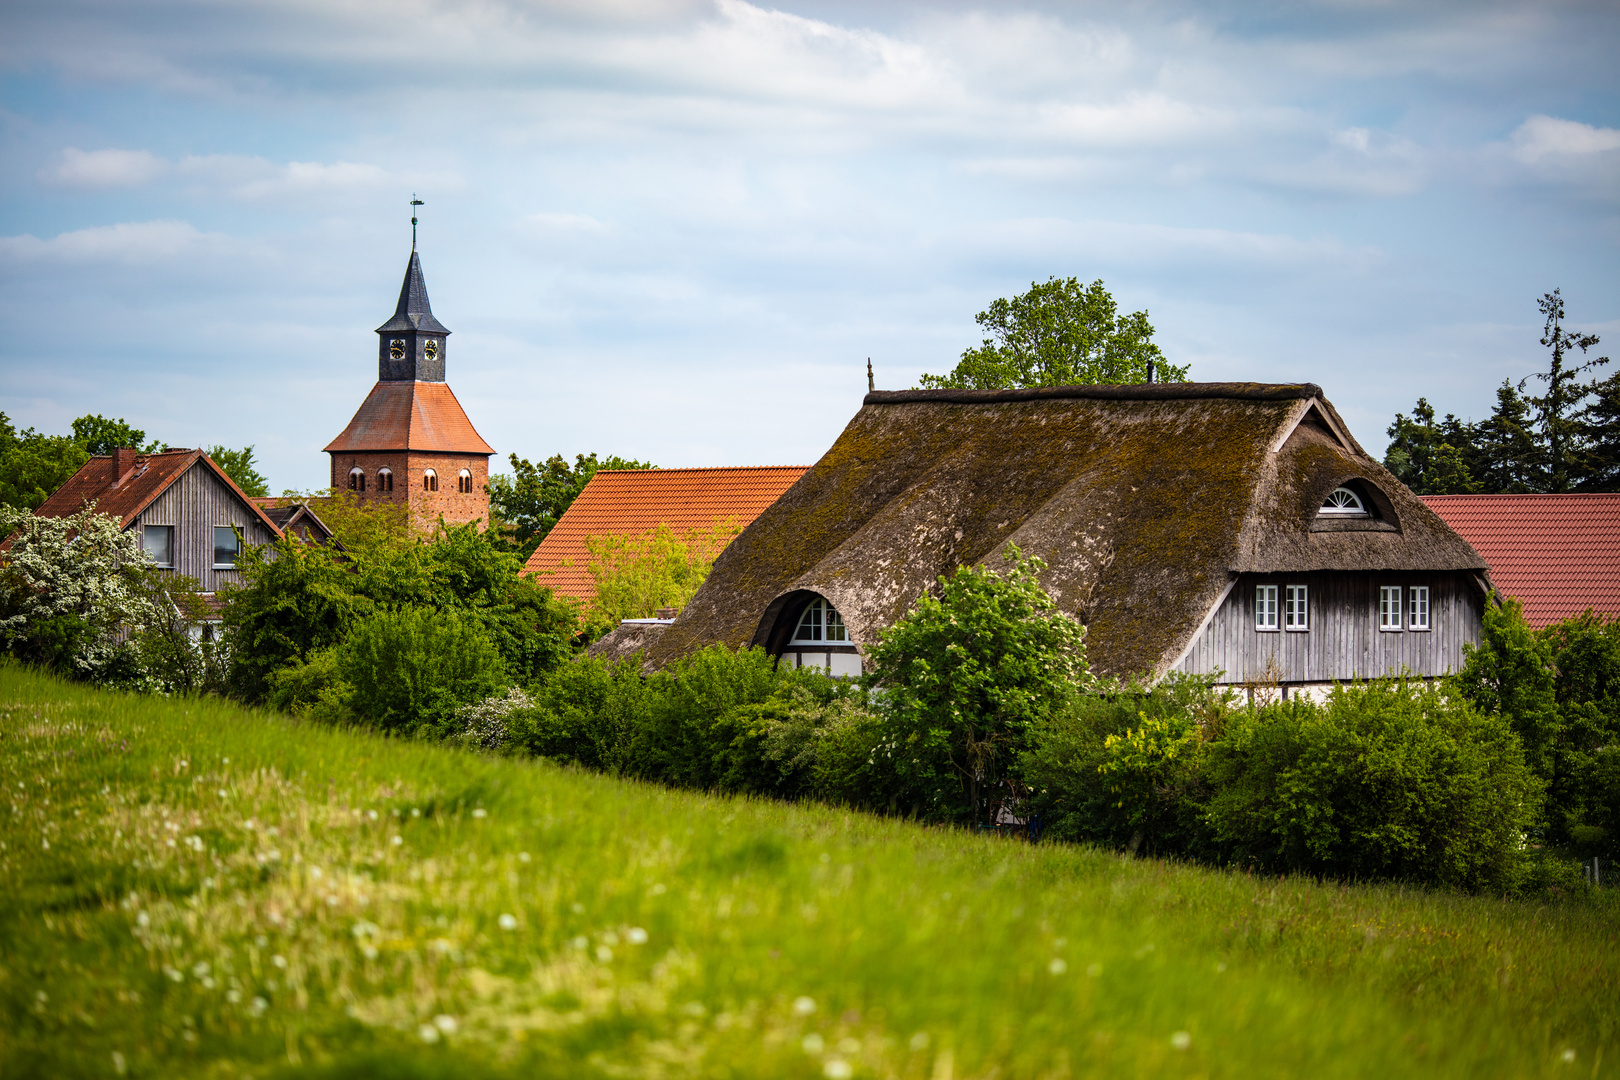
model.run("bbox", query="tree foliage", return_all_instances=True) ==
[861,547,1090,825]
[205,445,270,498]
[1383,289,1614,493]
[919,277,1186,390]
[581,519,739,637]
[487,452,654,558]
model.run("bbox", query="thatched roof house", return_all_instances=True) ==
[604,382,1490,692]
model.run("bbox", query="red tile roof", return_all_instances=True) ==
[1420,493,1620,627]
[32,449,285,537]
[323,381,495,455]
[523,466,808,604]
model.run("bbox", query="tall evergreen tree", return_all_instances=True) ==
[1524,288,1609,493]
[1473,381,1540,494]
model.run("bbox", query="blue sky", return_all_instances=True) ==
[2,0,1616,492]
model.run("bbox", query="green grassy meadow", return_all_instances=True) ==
[1,664,1616,1079]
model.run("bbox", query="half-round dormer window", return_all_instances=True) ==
[1319,487,1368,516]
[792,597,848,643]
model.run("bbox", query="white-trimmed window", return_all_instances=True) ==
[1319,487,1368,515]
[1380,586,1403,631]
[143,524,174,568]
[792,597,848,643]
[458,468,473,494]
[423,469,438,492]
[213,526,241,569]
[378,467,393,492]
[1255,585,1278,631]
[348,467,365,492]
[1285,585,1309,630]
[1409,586,1430,631]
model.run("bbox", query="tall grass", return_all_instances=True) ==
[1,663,1615,1079]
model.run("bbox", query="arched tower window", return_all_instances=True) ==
[378,467,393,492]
[458,469,473,494]
[423,469,438,492]
[1319,487,1367,516]
[348,467,365,493]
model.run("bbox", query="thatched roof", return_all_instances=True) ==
[640,382,1488,678]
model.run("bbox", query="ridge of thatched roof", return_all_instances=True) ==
[646,382,1487,678]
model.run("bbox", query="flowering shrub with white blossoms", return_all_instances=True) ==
[0,503,160,678]
[456,687,534,751]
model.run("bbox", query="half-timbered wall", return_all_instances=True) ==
[1173,571,1482,684]
[134,463,278,593]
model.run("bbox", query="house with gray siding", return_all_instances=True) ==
[600,382,1492,698]
[32,447,282,594]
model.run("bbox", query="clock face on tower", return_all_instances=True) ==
[424,339,439,361]
[389,340,406,360]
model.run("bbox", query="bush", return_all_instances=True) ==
[1204,679,1542,892]
[336,608,508,737]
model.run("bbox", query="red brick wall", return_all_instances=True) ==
[328,451,490,535]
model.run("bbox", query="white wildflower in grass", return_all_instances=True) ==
[419,1023,440,1044]
[472,808,487,819]
[249,997,268,1017]
[1562,1049,1577,1063]
[571,935,589,950]
[518,851,531,863]
[367,809,378,821]
[498,913,518,931]
[823,1060,853,1079]
[595,945,613,962]
[391,835,403,846]
[272,955,287,969]
[626,927,648,945]
[1048,958,1067,975]
[112,1050,126,1075]
[909,1032,930,1052]
[433,1015,458,1035]
[802,1033,825,1054]
[793,996,817,1016]
[164,967,183,982]
[1171,1031,1192,1051]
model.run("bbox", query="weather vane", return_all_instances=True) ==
[410,195,424,251]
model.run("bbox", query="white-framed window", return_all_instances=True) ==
[378,467,393,492]
[1380,586,1403,631]
[792,597,848,643]
[1285,584,1309,630]
[423,469,438,492]
[213,526,242,569]
[1255,585,1278,631]
[1320,486,1368,516]
[458,468,473,494]
[1409,586,1430,631]
[142,524,174,568]
[348,467,365,492]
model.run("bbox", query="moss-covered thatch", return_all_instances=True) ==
[643,383,1488,677]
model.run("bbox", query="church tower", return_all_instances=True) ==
[324,239,494,535]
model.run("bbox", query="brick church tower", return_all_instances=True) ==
[324,245,494,535]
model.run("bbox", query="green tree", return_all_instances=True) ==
[335,607,508,737]
[0,414,89,511]
[1473,381,1541,493]
[1577,368,1620,492]
[205,445,269,497]
[1382,398,1482,495]
[582,518,739,638]
[72,414,159,456]
[487,452,654,558]
[918,277,1186,390]
[1524,288,1609,493]
[861,546,1090,825]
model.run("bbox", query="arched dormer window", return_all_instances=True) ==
[1319,486,1367,516]
[791,596,848,643]
[458,469,472,494]
[348,467,365,493]
[378,467,393,492]
[423,469,438,492]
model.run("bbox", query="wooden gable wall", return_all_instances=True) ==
[135,462,279,592]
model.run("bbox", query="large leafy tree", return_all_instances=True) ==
[205,445,270,497]
[487,451,653,558]
[582,518,740,638]
[919,277,1186,390]
[861,547,1090,826]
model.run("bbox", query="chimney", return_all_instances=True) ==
[656,607,678,620]
[113,447,138,485]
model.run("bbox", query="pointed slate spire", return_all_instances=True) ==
[376,251,450,335]
[375,250,451,382]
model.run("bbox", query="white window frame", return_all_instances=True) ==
[212,526,242,570]
[791,597,848,644]
[143,524,174,568]
[1409,586,1430,631]
[1380,585,1403,631]
[377,467,393,492]
[1319,486,1368,516]
[1255,585,1279,631]
[1284,584,1309,631]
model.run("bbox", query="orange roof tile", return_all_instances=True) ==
[523,466,808,604]
[323,381,494,455]
[1420,493,1620,627]
[31,449,285,536]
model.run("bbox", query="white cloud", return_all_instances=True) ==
[1510,115,1620,161]
[40,148,167,189]
[0,220,234,264]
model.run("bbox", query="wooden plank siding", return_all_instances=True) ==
[1173,571,1482,684]
[135,462,279,593]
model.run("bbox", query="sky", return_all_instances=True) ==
[1,0,1617,493]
